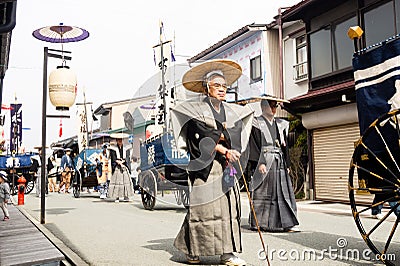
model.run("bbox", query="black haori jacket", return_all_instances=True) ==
[170,96,253,183]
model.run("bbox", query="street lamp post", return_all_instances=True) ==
[40,47,72,224]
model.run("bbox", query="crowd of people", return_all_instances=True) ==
[27,133,139,201]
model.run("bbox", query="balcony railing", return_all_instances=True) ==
[293,62,308,81]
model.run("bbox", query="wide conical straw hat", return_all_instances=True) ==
[182,59,242,93]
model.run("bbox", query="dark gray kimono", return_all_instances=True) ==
[170,96,253,256]
[248,115,298,230]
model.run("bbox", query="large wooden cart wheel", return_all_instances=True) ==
[349,109,400,266]
[174,188,190,208]
[11,180,34,195]
[73,171,81,198]
[174,190,182,205]
[24,180,34,194]
[181,188,189,208]
[73,184,80,198]
[140,170,157,210]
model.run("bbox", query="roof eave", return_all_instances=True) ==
[188,23,270,63]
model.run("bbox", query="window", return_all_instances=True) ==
[333,16,357,70]
[310,15,356,79]
[294,35,308,81]
[310,27,332,78]
[364,1,396,47]
[250,55,261,82]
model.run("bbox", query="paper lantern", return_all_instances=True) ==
[48,66,77,111]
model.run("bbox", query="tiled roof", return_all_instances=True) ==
[290,80,355,102]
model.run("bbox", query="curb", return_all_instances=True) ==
[16,203,89,266]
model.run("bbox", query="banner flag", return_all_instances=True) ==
[171,45,176,62]
[10,103,22,152]
[76,105,88,153]
[352,38,400,152]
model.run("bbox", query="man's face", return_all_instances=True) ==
[207,76,227,101]
[262,100,278,116]
[117,138,123,146]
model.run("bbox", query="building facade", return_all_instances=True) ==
[283,0,400,202]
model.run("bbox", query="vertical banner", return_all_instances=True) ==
[10,103,22,153]
[353,38,400,136]
[353,38,400,153]
[154,43,172,127]
[76,105,88,153]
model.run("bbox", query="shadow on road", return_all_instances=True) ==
[30,207,76,215]
[143,238,228,265]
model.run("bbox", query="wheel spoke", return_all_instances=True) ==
[349,186,398,193]
[374,126,400,179]
[383,210,400,254]
[360,142,400,183]
[354,163,400,188]
[366,205,398,237]
[390,114,400,140]
[354,196,399,215]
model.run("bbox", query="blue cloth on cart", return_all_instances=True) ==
[0,153,34,170]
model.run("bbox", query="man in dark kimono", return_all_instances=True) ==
[171,59,253,266]
[248,96,300,232]
[108,133,133,202]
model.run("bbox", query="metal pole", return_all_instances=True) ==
[40,47,48,224]
[278,7,284,99]
[0,77,3,119]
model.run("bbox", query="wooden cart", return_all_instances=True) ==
[138,132,190,210]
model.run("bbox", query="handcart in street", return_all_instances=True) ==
[0,152,39,195]
[138,132,190,210]
[72,148,102,198]
[348,29,400,265]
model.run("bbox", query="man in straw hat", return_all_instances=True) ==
[0,171,10,221]
[108,133,133,202]
[170,59,253,265]
[247,95,300,232]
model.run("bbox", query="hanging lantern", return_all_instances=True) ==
[48,65,77,111]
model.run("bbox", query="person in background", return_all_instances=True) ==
[108,134,133,202]
[59,148,74,193]
[32,147,43,197]
[97,143,111,199]
[47,153,58,193]
[171,59,253,266]
[0,171,10,221]
[247,95,300,233]
[130,156,139,192]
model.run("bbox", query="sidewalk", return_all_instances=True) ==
[0,201,65,266]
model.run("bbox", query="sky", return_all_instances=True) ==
[3,0,300,152]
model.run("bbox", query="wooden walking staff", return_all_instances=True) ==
[237,162,270,266]
[215,132,270,265]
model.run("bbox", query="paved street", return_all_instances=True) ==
[12,191,399,266]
